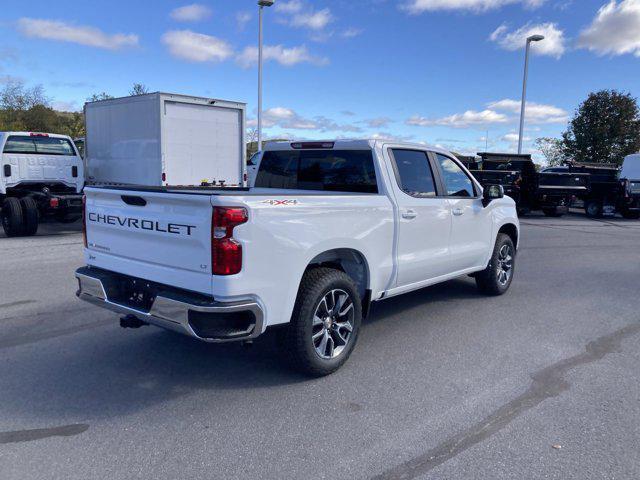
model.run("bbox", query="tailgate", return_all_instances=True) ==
[84,187,214,294]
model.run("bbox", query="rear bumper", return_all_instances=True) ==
[75,267,264,343]
[44,193,83,215]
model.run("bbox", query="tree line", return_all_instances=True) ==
[0,81,149,139]
[536,90,640,166]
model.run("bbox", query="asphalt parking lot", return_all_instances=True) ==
[1,213,639,480]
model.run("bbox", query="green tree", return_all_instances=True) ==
[21,104,61,132]
[535,137,567,167]
[87,92,114,102]
[562,90,640,164]
[129,83,149,96]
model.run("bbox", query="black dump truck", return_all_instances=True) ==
[568,154,640,219]
[461,153,589,217]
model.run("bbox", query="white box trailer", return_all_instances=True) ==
[85,93,246,187]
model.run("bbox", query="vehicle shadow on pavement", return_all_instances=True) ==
[0,326,309,420]
[0,278,479,423]
[0,219,82,239]
[366,278,479,326]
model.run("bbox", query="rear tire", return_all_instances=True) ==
[20,197,39,236]
[475,233,516,296]
[542,208,562,217]
[1,197,25,237]
[585,201,602,218]
[280,267,362,377]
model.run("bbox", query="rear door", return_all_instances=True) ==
[84,188,215,294]
[385,148,452,287]
[432,152,492,272]
[163,101,243,186]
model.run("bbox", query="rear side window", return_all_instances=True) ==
[3,135,76,156]
[255,150,378,193]
[390,149,437,197]
[436,153,476,197]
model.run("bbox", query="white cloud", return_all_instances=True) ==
[249,107,362,133]
[364,117,392,128]
[502,132,531,142]
[489,22,566,58]
[237,44,328,67]
[578,0,640,57]
[341,28,364,38]
[236,11,252,30]
[290,8,333,30]
[370,132,416,142]
[275,0,304,13]
[170,4,212,22]
[17,18,138,50]
[407,110,509,128]
[276,2,334,32]
[488,99,568,123]
[52,100,81,112]
[162,30,233,62]
[407,98,567,129]
[401,0,546,14]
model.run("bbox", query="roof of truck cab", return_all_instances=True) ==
[263,139,452,155]
[0,131,73,139]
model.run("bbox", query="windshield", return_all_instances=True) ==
[3,135,77,156]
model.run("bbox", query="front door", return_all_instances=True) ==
[433,153,493,272]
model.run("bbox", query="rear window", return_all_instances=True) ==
[3,135,76,156]
[255,149,378,193]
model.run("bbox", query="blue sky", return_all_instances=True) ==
[1,0,640,158]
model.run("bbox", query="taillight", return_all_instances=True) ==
[82,195,87,248]
[49,198,59,208]
[212,207,247,275]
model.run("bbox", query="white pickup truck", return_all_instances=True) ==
[1,132,84,236]
[76,140,519,375]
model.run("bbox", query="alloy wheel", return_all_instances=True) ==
[312,289,355,359]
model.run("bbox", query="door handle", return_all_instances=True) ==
[452,208,464,216]
[402,209,417,220]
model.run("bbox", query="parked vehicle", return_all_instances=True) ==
[618,153,640,219]
[76,140,519,375]
[1,132,84,237]
[84,92,247,187]
[465,153,588,217]
[568,162,620,218]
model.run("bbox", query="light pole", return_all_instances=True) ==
[257,0,274,153]
[517,34,545,154]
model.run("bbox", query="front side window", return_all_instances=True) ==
[436,153,475,197]
[390,149,437,197]
[254,149,378,193]
[3,135,76,156]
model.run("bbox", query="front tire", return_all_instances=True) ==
[585,201,602,218]
[281,267,362,377]
[475,233,516,296]
[1,198,25,237]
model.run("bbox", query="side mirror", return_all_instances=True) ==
[483,184,504,207]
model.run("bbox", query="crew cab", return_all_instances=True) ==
[1,132,84,236]
[76,140,519,375]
